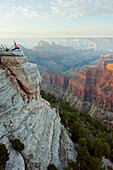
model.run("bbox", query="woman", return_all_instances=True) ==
[12,41,20,51]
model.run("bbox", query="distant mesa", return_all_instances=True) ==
[37,40,57,47]
[34,40,51,48]
[51,41,57,46]
[101,54,113,59]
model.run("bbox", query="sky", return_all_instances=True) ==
[0,0,113,38]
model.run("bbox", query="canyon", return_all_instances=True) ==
[21,40,101,74]
[0,52,77,170]
[41,65,113,122]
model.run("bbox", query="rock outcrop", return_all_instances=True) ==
[106,63,113,70]
[41,67,113,122]
[0,53,77,170]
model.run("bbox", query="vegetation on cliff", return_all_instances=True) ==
[41,90,113,169]
[47,163,58,170]
[11,138,24,152]
[0,144,9,169]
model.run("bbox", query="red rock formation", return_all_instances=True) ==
[106,63,113,70]
[97,61,105,67]
[41,66,113,119]
[42,71,69,89]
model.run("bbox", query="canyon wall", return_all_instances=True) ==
[41,67,113,122]
[0,53,77,170]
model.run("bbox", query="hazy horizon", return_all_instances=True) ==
[0,37,113,49]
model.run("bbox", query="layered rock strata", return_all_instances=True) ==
[0,53,77,170]
[41,67,113,121]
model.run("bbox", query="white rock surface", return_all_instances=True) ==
[5,150,25,170]
[0,53,77,170]
[102,157,113,169]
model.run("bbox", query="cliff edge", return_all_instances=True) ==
[0,53,77,170]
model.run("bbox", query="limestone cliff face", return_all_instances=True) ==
[41,67,113,121]
[0,53,77,170]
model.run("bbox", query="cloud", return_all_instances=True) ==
[50,0,113,18]
[3,0,113,21]
[22,8,29,12]
[6,6,16,20]
[19,7,50,20]
[0,0,50,21]
[23,10,40,18]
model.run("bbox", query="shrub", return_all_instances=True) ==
[5,47,10,52]
[68,161,77,169]
[11,138,24,152]
[110,149,113,162]
[78,138,87,147]
[0,144,9,166]
[47,163,58,170]
[64,166,72,170]
[88,138,110,158]
[77,146,91,169]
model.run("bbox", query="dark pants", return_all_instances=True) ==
[12,47,20,51]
